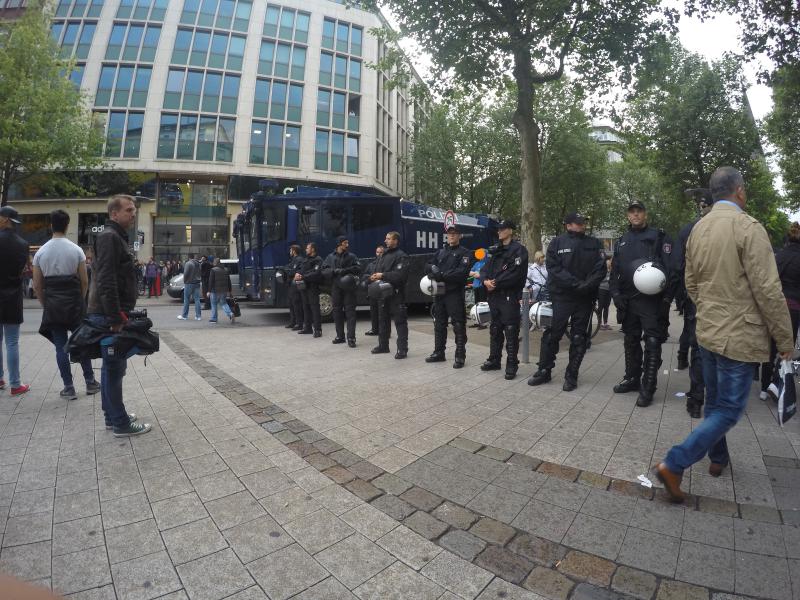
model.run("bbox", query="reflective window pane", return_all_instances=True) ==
[180,0,199,24]
[202,72,222,112]
[253,78,270,118]
[124,112,144,158]
[274,43,290,78]
[76,23,95,60]
[351,26,362,56]
[285,125,300,166]
[208,32,227,68]
[189,30,210,66]
[105,111,126,157]
[315,129,328,170]
[267,123,283,165]
[133,0,150,20]
[226,35,245,70]
[287,84,303,122]
[197,116,216,160]
[322,18,334,49]
[295,11,309,43]
[220,74,239,113]
[157,113,178,158]
[270,80,286,119]
[332,92,346,129]
[215,0,233,29]
[116,0,134,18]
[112,66,134,106]
[290,45,305,80]
[198,0,217,27]
[250,121,266,163]
[336,23,349,53]
[233,0,251,31]
[123,25,144,61]
[316,89,330,126]
[279,9,294,40]
[151,0,168,20]
[264,5,279,37]
[172,28,192,64]
[177,114,198,159]
[217,118,235,161]
[258,40,275,76]
[347,135,358,173]
[182,70,203,110]
[130,67,151,107]
[319,52,332,86]
[140,25,160,62]
[349,59,361,92]
[334,55,347,89]
[96,65,116,106]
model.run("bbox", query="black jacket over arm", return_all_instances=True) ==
[39,275,85,341]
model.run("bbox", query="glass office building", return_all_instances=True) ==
[7,0,420,259]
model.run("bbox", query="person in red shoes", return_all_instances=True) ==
[0,206,30,396]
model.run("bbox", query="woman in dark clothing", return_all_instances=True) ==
[761,222,800,398]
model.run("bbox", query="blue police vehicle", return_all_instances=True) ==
[233,184,498,317]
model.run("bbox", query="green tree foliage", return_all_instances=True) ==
[0,1,102,206]
[363,0,675,251]
[765,65,800,211]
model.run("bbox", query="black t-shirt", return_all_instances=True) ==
[0,228,30,324]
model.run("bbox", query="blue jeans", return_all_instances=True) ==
[0,324,21,387]
[87,314,130,429]
[51,327,95,389]
[665,346,753,472]
[182,282,201,319]
[210,293,232,322]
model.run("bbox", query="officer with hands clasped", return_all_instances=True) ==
[528,212,606,391]
[480,220,529,380]
[284,244,304,330]
[369,231,409,359]
[424,224,473,368]
[323,235,362,348]
[611,200,677,407]
[295,242,324,337]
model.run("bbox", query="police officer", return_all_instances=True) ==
[425,225,472,368]
[284,244,304,330]
[323,235,362,348]
[480,220,529,380]
[362,245,384,336]
[369,231,408,359]
[675,194,713,417]
[294,242,323,337]
[610,200,677,407]
[528,212,606,390]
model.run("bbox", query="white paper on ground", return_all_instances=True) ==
[637,474,653,488]
[675,392,685,397]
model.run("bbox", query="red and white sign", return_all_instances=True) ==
[443,210,456,232]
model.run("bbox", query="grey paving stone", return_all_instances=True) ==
[470,517,516,545]
[316,533,395,589]
[681,510,735,549]
[9,486,54,517]
[98,472,145,502]
[3,511,52,546]
[739,504,781,524]
[562,513,628,560]
[247,543,329,600]
[734,551,791,600]
[51,545,112,595]
[491,465,549,497]
[478,445,514,462]
[400,486,443,512]
[56,469,98,498]
[475,578,545,600]
[111,550,183,600]
[377,525,442,570]
[54,489,101,524]
[371,494,416,520]
[205,490,266,531]
[259,485,322,525]
[240,467,294,499]
[136,453,182,479]
[440,529,487,561]
[176,548,254,600]
[63,584,117,599]
[192,469,245,502]
[512,500,577,543]
[151,492,209,531]
[450,438,484,453]
[676,540,735,592]
[311,483,361,516]
[432,502,479,530]
[284,508,355,554]
[96,454,138,479]
[0,540,52,581]
[783,523,800,558]
[372,473,413,496]
[224,587,269,600]
[348,460,384,481]
[180,452,228,480]
[404,510,449,540]
[294,577,357,600]
[397,459,487,506]
[733,518,785,556]
[223,451,273,477]
[425,445,508,483]
[142,470,193,503]
[344,479,383,502]
[52,515,104,557]
[508,533,567,567]
[355,560,445,600]
[329,449,361,467]
[340,504,399,541]
[162,517,228,565]
[475,545,534,584]
[223,515,293,563]
[612,565,659,600]
[467,483,529,522]
[573,582,637,600]
[534,476,590,511]
[105,518,165,564]
[101,491,152,529]
[630,498,686,537]
[618,527,681,578]
[580,488,637,525]
[420,551,494,599]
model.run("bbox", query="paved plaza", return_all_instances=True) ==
[2,301,800,599]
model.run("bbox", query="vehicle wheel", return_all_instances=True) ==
[319,292,334,321]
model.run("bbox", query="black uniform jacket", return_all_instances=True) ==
[545,232,606,299]
[300,255,324,289]
[479,240,529,298]
[322,251,362,287]
[376,247,408,300]
[425,244,472,293]
[776,241,800,304]
[610,225,677,303]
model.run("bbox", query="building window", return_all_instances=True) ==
[105,23,161,62]
[172,28,245,71]
[263,4,310,42]
[55,0,103,18]
[116,0,168,20]
[316,89,359,133]
[315,129,358,174]
[157,113,235,162]
[51,21,96,60]
[321,18,362,56]
[94,64,151,108]
[180,0,251,32]
[163,68,239,115]
[94,110,144,158]
[318,52,361,92]
[250,122,299,167]
[258,40,305,80]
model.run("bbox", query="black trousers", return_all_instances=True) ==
[619,294,668,380]
[538,297,592,370]
[433,290,467,353]
[379,294,408,352]
[597,289,611,324]
[301,287,321,332]
[368,299,380,333]
[332,285,357,340]
[288,284,303,325]
[487,291,521,365]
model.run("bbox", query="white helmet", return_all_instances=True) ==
[633,261,666,295]
[419,275,445,296]
[529,301,553,329]
[470,302,491,325]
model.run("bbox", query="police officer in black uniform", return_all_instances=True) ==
[323,235,362,348]
[284,244,304,330]
[480,220,529,380]
[528,212,606,391]
[675,193,713,417]
[362,245,384,336]
[369,231,409,359]
[425,224,473,368]
[610,200,677,407]
[295,242,324,337]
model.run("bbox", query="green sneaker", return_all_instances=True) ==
[113,422,151,437]
[86,380,100,395]
[106,413,137,430]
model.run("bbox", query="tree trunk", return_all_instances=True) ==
[513,57,542,253]
[1,164,12,207]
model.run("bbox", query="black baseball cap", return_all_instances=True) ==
[497,219,516,230]
[446,224,461,233]
[563,212,586,225]
[335,235,348,245]
[0,206,21,224]
[627,200,646,211]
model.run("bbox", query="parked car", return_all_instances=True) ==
[167,259,242,299]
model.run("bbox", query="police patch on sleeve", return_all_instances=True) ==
[462,257,469,264]
[662,243,672,254]
[515,257,521,265]
[314,265,319,270]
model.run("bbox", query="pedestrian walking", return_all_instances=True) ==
[200,255,212,310]
[145,258,158,297]
[655,167,793,501]
[32,209,100,400]
[207,258,235,324]
[323,236,362,347]
[178,254,202,320]
[0,206,30,396]
[370,232,409,359]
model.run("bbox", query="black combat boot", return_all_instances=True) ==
[504,325,519,380]
[453,322,467,369]
[637,336,662,407]
[426,325,448,363]
[563,334,588,392]
[481,323,504,371]
[614,335,642,393]
[528,369,551,386]
[686,396,703,418]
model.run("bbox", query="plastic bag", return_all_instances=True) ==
[769,359,797,426]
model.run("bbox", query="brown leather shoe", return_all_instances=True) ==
[654,463,686,503]
[708,462,727,478]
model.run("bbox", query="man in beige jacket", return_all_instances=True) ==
[655,166,794,502]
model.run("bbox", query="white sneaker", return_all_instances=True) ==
[759,391,768,401]
[177,315,187,320]
[194,316,202,321]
